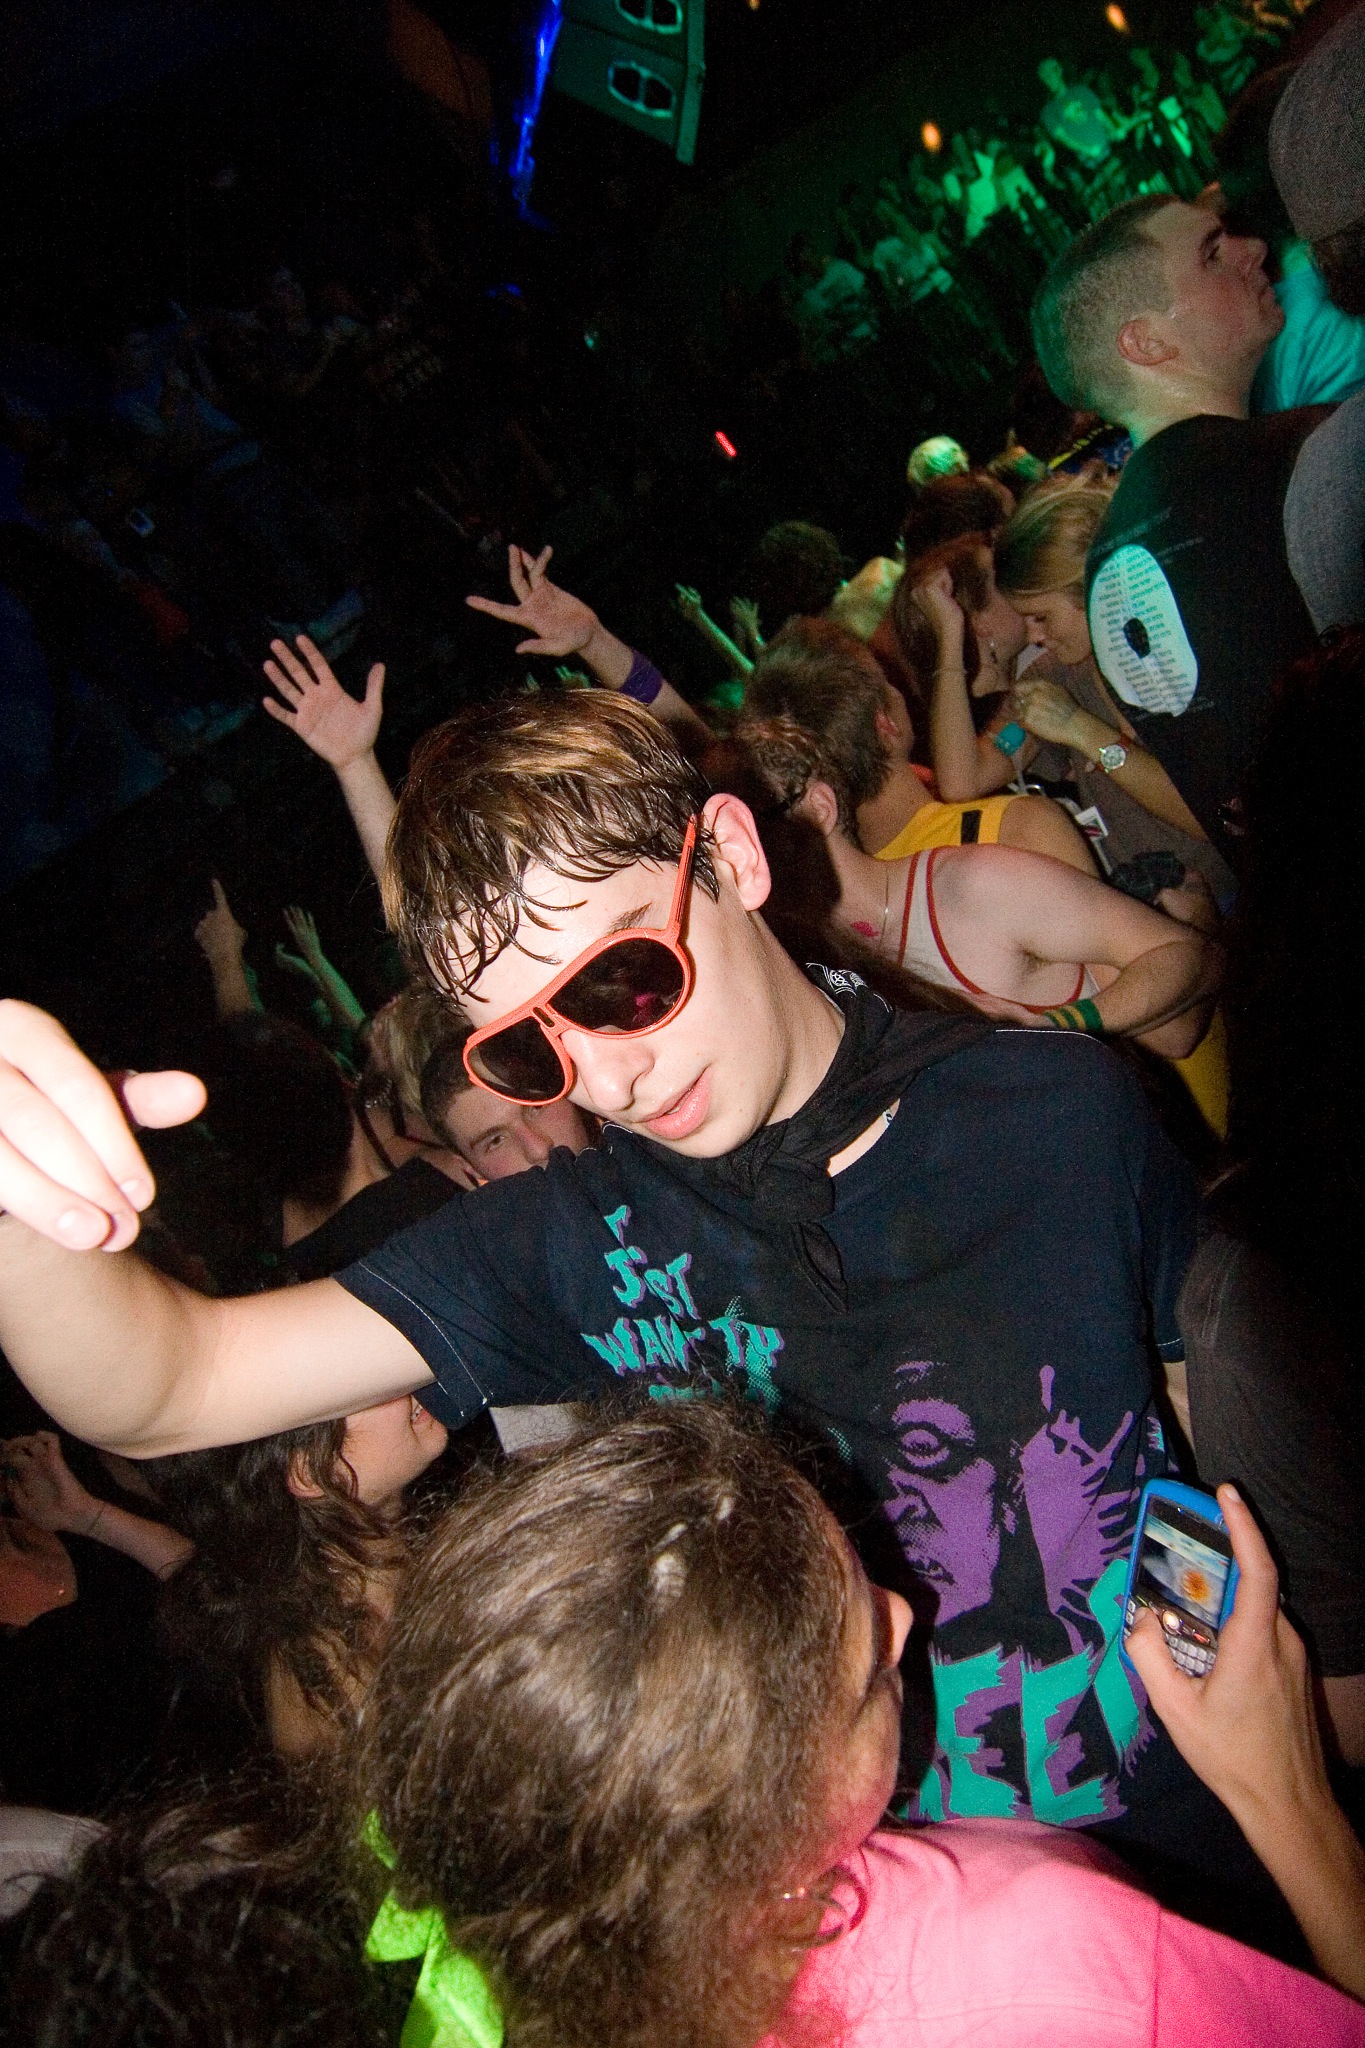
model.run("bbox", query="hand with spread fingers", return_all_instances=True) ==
[0,999,205,1253]
[263,635,385,772]
[465,544,600,658]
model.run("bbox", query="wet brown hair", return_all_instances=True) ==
[383,694,717,997]
[360,1403,852,2048]
[744,618,896,842]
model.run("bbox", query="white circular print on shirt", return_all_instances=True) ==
[1088,544,1199,717]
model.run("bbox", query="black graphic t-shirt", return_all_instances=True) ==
[339,978,1205,1849]
[1085,410,1326,851]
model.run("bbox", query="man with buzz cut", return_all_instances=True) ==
[0,691,1263,1896]
[1032,195,1327,857]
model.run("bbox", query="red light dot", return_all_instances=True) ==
[922,122,942,153]
[714,430,738,459]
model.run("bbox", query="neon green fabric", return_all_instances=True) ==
[362,1814,503,2048]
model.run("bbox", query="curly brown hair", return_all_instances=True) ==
[149,1422,402,1747]
[383,694,718,997]
[359,1403,852,2048]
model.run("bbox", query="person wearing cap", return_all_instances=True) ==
[1272,0,1365,632]
[1032,194,1328,856]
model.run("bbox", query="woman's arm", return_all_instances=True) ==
[918,572,1026,799]
[1,1431,193,1578]
[262,638,395,884]
[1128,1486,1365,2002]
[1013,672,1209,840]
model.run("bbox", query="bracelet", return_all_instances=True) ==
[82,1499,109,1538]
[1042,997,1105,1034]
[619,650,664,707]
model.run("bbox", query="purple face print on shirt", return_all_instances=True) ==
[884,1376,1018,1625]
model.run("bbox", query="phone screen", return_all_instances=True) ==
[1125,1497,1233,1676]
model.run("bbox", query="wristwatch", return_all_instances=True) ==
[1096,741,1128,774]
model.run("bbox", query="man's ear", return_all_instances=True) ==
[789,779,841,839]
[1117,314,1178,371]
[702,791,772,911]
[872,703,900,748]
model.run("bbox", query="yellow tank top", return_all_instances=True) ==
[873,793,1017,860]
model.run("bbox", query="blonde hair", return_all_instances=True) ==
[994,466,1115,602]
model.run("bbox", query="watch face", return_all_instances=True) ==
[1098,742,1127,773]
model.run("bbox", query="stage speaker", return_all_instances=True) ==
[552,0,704,163]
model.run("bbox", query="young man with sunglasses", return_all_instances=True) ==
[0,693,1263,1899]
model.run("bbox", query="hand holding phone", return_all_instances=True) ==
[1124,1483,1326,1831]
[1122,1477,1239,1678]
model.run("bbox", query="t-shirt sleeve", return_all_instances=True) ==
[1179,1231,1365,1676]
[335,1169,609,1426]
[1155,1904,1365,2047]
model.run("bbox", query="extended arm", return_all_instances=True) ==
[674,585,753,680]
[1,1431,192,1577]
[1129,1486,1365,2002]
[467,546,713,752]
[949,844,1223,1055]
[276,907,368,1036]
[1013,673,1210,840]
[0,1003,432,1455]
[263,638,395,884]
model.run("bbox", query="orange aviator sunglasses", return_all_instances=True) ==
[463,816,700,1105]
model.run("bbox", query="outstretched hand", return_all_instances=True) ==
[0,1000,205,1252]
[1126,1484,1327,1830]
[279,905,325,970]
[465,544,599,657]
[263,635,385,772]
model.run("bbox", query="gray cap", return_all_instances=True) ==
[1270,1,1365,243]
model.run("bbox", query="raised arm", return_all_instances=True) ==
[917,569,1034,799]
[194,881,261,1020]
[0,1003,431,1456]
[276,906,368,1036]
[673,584,753,679]
[467,545,713,752]
[1128,1486,1365,2003]
[947,844,1223,1056]
[262,637,395,884]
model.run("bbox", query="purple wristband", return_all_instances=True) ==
[619,650,664,707]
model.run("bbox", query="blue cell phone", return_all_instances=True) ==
[1120,1479,1240,1679]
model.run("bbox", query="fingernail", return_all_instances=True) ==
[1220,1482,1240,1504]
[120,1176,153,1207]
[56,1209,107,1249]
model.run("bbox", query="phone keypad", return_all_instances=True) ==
[1126,1596,1217,1675]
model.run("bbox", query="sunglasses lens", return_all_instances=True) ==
[553,937,687,1033]
[468,1016,566,1103]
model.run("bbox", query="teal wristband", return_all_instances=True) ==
[993,721,1027,755]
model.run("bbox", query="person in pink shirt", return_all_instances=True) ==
[363,1404,1365,2048]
